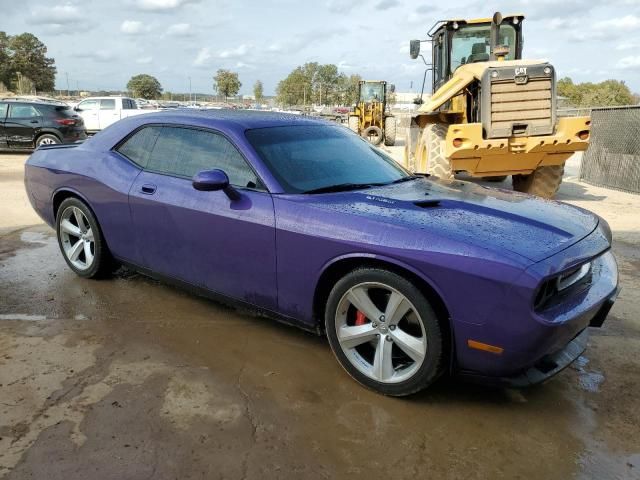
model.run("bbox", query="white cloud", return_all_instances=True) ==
[167,23,192,36]
[135,0,199,12]
[326,0,355,13]
[617,56,640,69]
[193,47,211,66]
[595,15,640,30]
[120,20,146,34]
[72,50,116,62]
[136,56,153,64]
[28,4,81,25]
[375,0,399,10]
[616,42,640,51]
[219,44,249,58]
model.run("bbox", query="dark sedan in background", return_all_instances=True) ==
[24,110,618,396]
[0,98,86,150]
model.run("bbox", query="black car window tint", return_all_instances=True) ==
[148,126,258,187]
[0,103,7,120]
[8,105,39,118]
[100,99,116,110]
[116,126,162,168]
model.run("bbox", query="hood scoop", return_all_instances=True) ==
[413,199,441,208]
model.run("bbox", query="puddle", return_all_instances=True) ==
[19,231,50,245]
[574,356,605,393]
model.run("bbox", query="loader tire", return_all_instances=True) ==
[512,165,564,198]
[419,123,453,179]
[384,116,396,146]
[348,116,359,133]
[362,126,383,146]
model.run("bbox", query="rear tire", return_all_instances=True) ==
[325,268,444,396]
[56,198,113,279]
[362,126,383,146]
[383,116,396,146]
[348,116,359,133]
[36,134,61,148]
[512,165,564,198]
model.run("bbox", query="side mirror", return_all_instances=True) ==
[74,106,81,111]
[409,40,421,59]
[388,83,396,93]
[192,169,240,200]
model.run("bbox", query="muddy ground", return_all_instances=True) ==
[1,151,639,479]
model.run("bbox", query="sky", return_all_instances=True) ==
[3,0,640,96]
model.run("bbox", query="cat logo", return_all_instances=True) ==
[515,67,527,76]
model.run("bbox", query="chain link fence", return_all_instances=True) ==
[578,106,640,194]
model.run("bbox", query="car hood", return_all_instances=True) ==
[291,178,598,263]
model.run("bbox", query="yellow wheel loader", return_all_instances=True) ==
[404,13,591,198]
[349,80,397,146]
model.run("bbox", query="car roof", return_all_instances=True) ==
[0,97,68,107]
[132,108,333,130]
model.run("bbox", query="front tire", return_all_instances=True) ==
[348,116,359,133]
[417,123,453,179]
[325,268,443,396]
[56,198,113,278]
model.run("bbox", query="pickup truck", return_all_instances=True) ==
[73,96,158,133]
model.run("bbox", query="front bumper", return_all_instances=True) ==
[460,286,618,388]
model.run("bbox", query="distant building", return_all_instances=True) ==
[392,92,431,111]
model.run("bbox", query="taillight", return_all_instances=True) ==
[55,118,76,126]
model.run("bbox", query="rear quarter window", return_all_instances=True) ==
[116,126,162,168]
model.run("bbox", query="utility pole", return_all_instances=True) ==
[188,76,192,104]
[76,80,79,97]
[65,72,70,97]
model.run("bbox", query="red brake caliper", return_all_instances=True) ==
[355,310,367,326]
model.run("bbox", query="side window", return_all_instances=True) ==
[116,126,161,168]
[100,99,116,110]
[148,126,259,188]
[9,104,40,118]
[0,103,7,119]
[124,99,133,109]
[78,99,99,110]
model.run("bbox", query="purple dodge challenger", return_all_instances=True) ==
[24,110,619,396]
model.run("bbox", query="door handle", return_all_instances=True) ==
[140,184,156,195]
[30,120,39,124]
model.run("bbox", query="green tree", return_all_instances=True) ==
[0,32,56,92]
[126,74,162,99]
[557,77,635,107]
[338,73,362,105]
[213,69,241,100]
[276,62,359,107]
[253,79,264,102]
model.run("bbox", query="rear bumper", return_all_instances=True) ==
[61,128,87,144]
[443,117,591,176]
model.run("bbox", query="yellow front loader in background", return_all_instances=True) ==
[404,12,591,198]
[349,80,397,146]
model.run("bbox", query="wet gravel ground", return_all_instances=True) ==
[1,153,639,479]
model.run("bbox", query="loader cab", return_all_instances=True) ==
[359,81,386,104]
[431,15,524,92]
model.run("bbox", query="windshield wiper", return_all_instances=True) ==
[388,175,421,184]
[303,183,382,194]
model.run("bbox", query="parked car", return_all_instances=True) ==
[24,111,619,396]
[0,98,86,149]
[73,96,157,133]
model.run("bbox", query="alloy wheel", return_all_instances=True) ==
[38,137,58,145]
[59,206,95,270]
[335,282,427,383]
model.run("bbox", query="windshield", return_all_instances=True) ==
[360,83,384,102]
[450,24,516,70]
[246,125,409,193]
